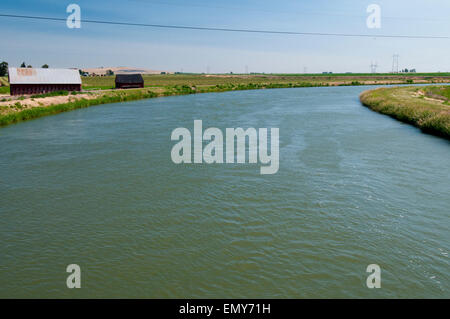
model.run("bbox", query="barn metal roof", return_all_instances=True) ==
[8,67,82,85]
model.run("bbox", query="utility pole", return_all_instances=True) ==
[245,65,248,74]
[370,61,378,73]
[392,54,399,73]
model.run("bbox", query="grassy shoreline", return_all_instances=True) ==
[1,74,450,128]
[1,83,319,127]
[0,89,160,127]
[360,86,450,139]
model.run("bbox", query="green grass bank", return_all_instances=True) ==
[0,83,318,127]
[360,86,450,139]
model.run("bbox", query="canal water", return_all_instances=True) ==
[0,86,448,298]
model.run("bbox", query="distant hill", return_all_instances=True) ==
[81,67,173,75]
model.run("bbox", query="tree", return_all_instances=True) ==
[106,69,114,76]
[0,61,8,77]
[42,64,49,68]
[20,62,26,68]
[27,65,32,68]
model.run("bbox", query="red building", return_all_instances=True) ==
[115,74,144,89]
[8,67,82,96]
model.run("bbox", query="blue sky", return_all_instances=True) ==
[1,0,449,73]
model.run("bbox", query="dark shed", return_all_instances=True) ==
[115,74,144,89]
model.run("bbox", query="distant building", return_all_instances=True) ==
[79,70,89,77]
[115,74,144,89]
[8,67,82,96]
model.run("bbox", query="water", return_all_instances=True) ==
[0,86,448,298]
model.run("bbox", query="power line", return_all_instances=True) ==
[0,13,449,39]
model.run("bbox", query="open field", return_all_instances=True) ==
[0,87,10,94]
[0,77,9,94]
[2,73,449,90]
[360,86,450,139]
[422,86,450,101]
[0,76,8,86]
[81,73,450,90]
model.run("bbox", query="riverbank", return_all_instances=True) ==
[1,73,450,127]
[0,89,161,127]
[360,86,450,139]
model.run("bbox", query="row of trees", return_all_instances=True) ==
[20,62,49,69]
[400,68,417,73]
[0,61,51,76]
